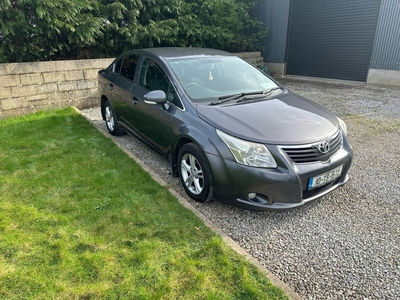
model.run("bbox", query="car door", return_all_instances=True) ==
[127,58,184,155]
[107,53,140,131]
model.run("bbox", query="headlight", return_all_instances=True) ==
[337,117,347,135]
[216,129,277,168]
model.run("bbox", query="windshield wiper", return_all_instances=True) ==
[264,86,284,95]
[236,86,284,103]
[208,87,284,106]
[208,91,265,106]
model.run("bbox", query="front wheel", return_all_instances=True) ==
[104,100,125,136]
[178,143,213,202]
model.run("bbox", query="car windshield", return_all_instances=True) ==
[167,56,278,103]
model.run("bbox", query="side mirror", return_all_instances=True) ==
[144,90,167,105]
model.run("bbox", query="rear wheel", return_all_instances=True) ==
[178,143,213,202]
[104,100,125,136]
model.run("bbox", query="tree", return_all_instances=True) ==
[95,0,267,56]
[0,0,102,62]
[0,0,267,62]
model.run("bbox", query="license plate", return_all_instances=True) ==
[308,165,343,190]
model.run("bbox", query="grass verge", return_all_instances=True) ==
[345,115,400,134]
[0,108,287,299]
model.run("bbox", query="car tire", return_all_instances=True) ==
[178,143,214,203]
[104,100,125,136]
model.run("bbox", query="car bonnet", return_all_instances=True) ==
[196,92,339,145]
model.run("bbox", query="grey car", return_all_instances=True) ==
[98,48,353,210]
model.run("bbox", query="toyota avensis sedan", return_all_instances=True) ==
[98,48,353,210]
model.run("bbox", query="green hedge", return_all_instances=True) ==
[0,0,267,63]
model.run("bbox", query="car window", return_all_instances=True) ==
[139,59,183,109]
[114,58,123,73]
[120,54,140,81]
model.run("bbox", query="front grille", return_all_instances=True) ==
[280,131,342,163]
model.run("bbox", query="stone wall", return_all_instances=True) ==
[0,58,113,119]
[0,52,262,120]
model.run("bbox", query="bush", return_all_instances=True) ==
[0,0,267,62]
[0,0,103,62]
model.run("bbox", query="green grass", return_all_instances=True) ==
[345,115,400,134]
[0,108,287,299]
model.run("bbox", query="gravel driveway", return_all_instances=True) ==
[81,77,400,300]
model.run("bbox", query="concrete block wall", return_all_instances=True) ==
[0,58,113,119]
[0,52,263,120]
[236,52,264,67]
[367,69,400,88]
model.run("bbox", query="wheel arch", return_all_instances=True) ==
[171,137,193,177]
[171,125,220,178]
[100,95,109,121]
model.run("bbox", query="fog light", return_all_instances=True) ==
[248,193,257,200]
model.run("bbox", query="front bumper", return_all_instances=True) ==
[207,138,353,211]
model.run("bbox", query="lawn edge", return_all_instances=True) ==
[73,106,302,300]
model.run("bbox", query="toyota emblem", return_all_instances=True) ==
[318,141,330,154]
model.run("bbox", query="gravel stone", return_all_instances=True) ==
[81,77,400,300]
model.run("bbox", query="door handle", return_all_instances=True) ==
[132,96,138,105]
[109,83,114,90]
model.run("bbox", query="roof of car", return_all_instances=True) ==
[136,47,235,59]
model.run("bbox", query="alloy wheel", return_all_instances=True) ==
[105,105,115,132]
[180,153,204,195]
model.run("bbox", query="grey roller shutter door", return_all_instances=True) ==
[287,0,381,82]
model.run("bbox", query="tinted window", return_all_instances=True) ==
[114,58,123,73]
[120,54,140,81]
[139,59,183,109]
